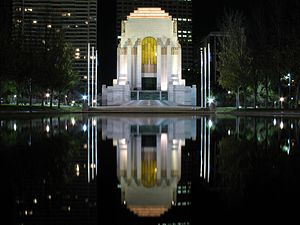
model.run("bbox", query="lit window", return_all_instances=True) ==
[141,37,157,73]
[62,12,71,17]
[32,20,37,24]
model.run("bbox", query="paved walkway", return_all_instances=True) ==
[89,100,209,113]
[122,100,177,107]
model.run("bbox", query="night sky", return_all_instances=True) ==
[0,0,269,85]
[98,0,259,86]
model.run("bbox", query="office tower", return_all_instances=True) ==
[11,0,97,80]
[116,0,193,84]
[0,0,12,35]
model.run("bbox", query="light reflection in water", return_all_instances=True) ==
[2,115,299,223]
[101,116,197,217]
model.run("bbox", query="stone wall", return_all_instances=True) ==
[102,84,130,106]
[168,84,196,106]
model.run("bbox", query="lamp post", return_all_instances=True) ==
[45,93,50,105]
[279,97,284,109]
[282,73,292,108]
[288,73,291,108]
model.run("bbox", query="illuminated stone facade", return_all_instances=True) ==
[101,116,196,217]
[102,8,196,106]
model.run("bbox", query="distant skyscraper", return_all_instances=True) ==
[116,0,193,83]
[11,0,97,80]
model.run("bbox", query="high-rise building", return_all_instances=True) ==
[116,0,193,84]
[11,0,97,80]
[0,0,12,35]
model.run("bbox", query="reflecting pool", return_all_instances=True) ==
[1,115,300,224]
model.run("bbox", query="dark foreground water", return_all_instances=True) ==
[1,114,300,224]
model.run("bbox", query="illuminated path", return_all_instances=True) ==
[123,100,177,107]
[88,100,211,113]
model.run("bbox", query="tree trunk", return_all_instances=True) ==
[295,82,300,109]
[29,78,32,112]
[41,95,44,107]
[265,74,268,108]
[254,79,257,109]
[29,93,32,112]
[243,86,246,109]
[16,89,19,106]
[58,91,61,109]
[50,89,53,109]
[236,87,240,109]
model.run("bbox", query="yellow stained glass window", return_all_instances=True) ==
[142,159,157,188]
[142,37,157,65]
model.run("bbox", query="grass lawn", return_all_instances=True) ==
[0,104,82,113]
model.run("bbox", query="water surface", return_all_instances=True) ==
[1,114,300,224]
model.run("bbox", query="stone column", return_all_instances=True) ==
[166,39,172,90]
[156,135,161,183]
[136,136,142,182]
[117,45,120,79]
[157,38,162,90]
[178,46,182,82]
[127,39,132,88]
[126,139,131,181]
[136,39,142,90]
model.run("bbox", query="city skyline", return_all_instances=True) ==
[11,0,97,81]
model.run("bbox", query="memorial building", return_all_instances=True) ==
[102,8,196,106]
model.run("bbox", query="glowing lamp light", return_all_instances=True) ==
[46,125,50,133]
[208,119,213,128]
[207,96,215,104]
[280,121,284,129]
[273,118,277,126]
[82,95,87,100]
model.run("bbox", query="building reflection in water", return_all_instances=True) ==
[0,116,98,225]
[86,118,98,183]
[101,116,196,217]
[200,117,212,183]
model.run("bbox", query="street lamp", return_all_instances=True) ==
[287,73,291,108]
[279,97,284,109]
[282,73,292,108]
[45,93,50,105]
